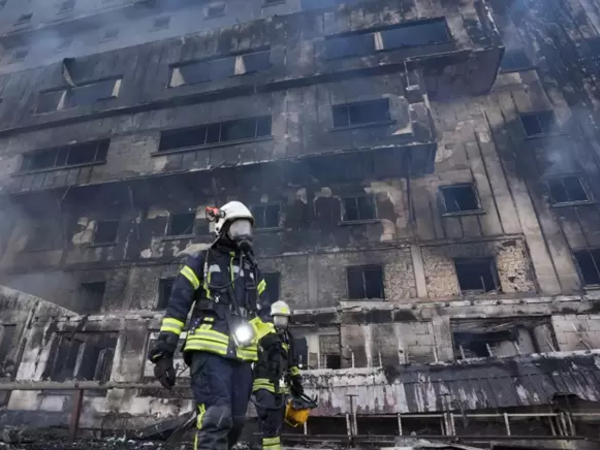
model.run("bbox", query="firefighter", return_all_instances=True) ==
[149,201,276,450]
[253,300,304,450]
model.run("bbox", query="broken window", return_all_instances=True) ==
[205,2,225,18]
[58,0,75,13]
[251,203,281,229]
[36,79,121,113]
[156,278,175,310]
[332,99,390,128]
[20,140,109,172]
[451,317,555,360]
[342,196,376,222]
[500,49,531,72]
[380,19,450,49]
[152,16,170,30]
[102,28,119,41]
[325,32,375,59]
[319,334,341,369]
[439,184,480,214]
[0,324,17,377]
[11,49,28,63]
[454,257,499,293]
[325,19,449,59]
[14,13,32,26]
[167,212,196,236]
[263,272,280,302]
[347,265,384,300]
[93,220,119,245]
[520,111,556,137]
[158,116,271,152]
[43,332,117,382]
[25,220,62,252]
[573,249,600,286]
[547,176,589,205]
[79,282,106,313]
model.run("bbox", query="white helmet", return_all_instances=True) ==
[210,201,254,235]
[270,300,291,317]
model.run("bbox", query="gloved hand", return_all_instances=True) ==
[154,357,176,389]
[290,377,304,397]
[149,332,179,390]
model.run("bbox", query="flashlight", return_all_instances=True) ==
[232,322,255,347]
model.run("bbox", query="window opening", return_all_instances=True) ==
[80,282,106,313]
[454,257,499,293]
[520,111,556,136]
[263,272,281,302]
[342,196,376,222]
[440,184,480,214]
[547,176,589,204]
[500,49,531,72]
[93,220,119,245]
[574,249,600,286]
[347,265,384,299]
[167,212,195,236]
[332,99,390,128]
[157,278,175,310]
[252,203,281,229]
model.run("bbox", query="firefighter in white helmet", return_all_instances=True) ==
[149,201,276,450]
[253,300,304,450]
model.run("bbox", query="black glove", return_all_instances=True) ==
[149,332,179,389]
[154,357,176,390]
[290,377,304,397]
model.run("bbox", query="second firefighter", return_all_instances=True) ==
[253,300,304,450]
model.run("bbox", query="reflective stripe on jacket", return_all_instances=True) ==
[157,245,272,362]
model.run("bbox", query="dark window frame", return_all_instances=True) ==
[156,278,175,310]
[573,248,600,287]
[332,98,391,129]
[324,18,451,60]
[454,257,500,294]
[36,78,121,114]
[439,183,482,216]
[346,265,385,300]
[451,316,555,361]
[11,49,28,63]
[18,140,110,174]
[166,212,196,237]
[152,16,171,30]
[341,195,378,223]
[546,175,591,206]
[58,0,76,13]
[79,282,106,314]
[14,13,33,26]
[92,220,119,246]
[157,116,272,154]
[263,272,281,302]
[42,331,117,386]
[520,111,557,137]
[251,203,282,230]
[205,2,226,18]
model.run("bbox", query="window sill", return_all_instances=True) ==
[330,120,396,132]
[88,242,117,248]
[255,227,284,233]
[340,219,379,226]
[499,66,537,74]
[12,160,107,177]
[160,234,197,242]
[551,200,596,208]
[524,132,569,140]
[441,210,485,218]
[152,136,273,157]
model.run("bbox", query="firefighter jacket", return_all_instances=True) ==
[157,241,273,363]
[253,329,302,394]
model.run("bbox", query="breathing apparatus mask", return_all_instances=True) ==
[273,315,289,329]
[227,219,254,252]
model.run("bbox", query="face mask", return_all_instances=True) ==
[227,219,253,243]
[273,315,289,328]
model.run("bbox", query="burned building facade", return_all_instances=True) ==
[0,0,600,443]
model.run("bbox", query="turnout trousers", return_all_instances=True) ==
[190,352,253,450]
[254,389,285,450]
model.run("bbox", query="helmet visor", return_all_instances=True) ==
[227,219,253,241]
[273,315,289,328]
